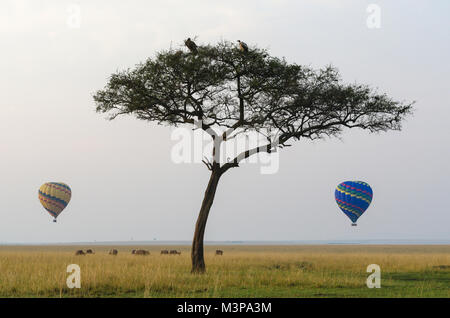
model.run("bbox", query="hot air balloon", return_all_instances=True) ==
[38,182,72,222]
[335,181,372,226]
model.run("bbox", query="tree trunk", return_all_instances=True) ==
[191,168,222,273]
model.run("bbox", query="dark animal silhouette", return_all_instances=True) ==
[131,249,136,254]
[86,249,94,254]
[134,249,150,255]
[169,250,181,255]
[160,250,169,255]
[215,250,224,256]
[109,249,118,255]
[184,38,198,54]
[237,40,248,53]
[75,250,85,255]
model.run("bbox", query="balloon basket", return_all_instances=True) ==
[53,219,57,223]
[351,223,357,226]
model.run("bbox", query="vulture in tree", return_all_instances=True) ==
[184,38,198,54]
[237,40,249,53]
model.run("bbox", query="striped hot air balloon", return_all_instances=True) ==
[335,181,373,226]
[38,182,72,222]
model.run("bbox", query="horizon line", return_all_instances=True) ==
[1,239,450,246]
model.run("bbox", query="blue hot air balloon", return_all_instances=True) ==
[335,181,373,226]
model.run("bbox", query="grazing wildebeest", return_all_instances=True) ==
[134,249,150,255]
[160,250,169,255]
[169,250,181,255]
[86,249,94,254]
[75,250,85,255]
[131,249,136,254]
[215,250,223,256]
[109,249,118,255]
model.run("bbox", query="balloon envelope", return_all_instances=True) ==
[38,182,72,220]
[335,181,372,224]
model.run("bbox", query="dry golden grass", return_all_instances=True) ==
[0,245,448,297]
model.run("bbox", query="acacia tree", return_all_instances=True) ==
[94,40,413,273]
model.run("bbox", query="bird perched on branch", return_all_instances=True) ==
[237,40,249,53]
[184,38,198,54]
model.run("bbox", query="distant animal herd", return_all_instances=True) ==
[74,249,224,256]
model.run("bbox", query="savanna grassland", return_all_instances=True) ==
[0,245,448,298]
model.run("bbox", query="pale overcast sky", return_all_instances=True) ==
[0,1,449,243]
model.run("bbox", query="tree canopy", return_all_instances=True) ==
[95,40,412,172]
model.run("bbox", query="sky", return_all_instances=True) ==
[0,0,449,243]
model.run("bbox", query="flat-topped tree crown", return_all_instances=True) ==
[94,40,413,273]
[95,40,412,148]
